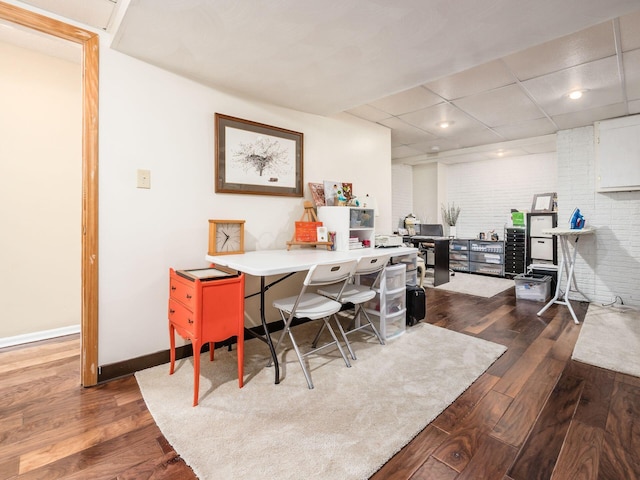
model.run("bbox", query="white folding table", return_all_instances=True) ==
[206,246,418,384]
[536,227,595,324]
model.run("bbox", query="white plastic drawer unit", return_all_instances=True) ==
[369,309,406,340]
[364,290,405,316]
[384,264,406,292]
[530,237,555,261]
[529,214,555,237]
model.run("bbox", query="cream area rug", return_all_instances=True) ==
[431,272,514,298]
[135,322,506,480]
[572,303,640,378]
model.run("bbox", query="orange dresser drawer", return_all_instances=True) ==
[169,277,196,310]
[168,298,197,338]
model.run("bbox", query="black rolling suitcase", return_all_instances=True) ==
[406,285,426,326]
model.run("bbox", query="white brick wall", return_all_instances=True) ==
[445,153,557,239]
[395,134,640,307]
[558,126,640,306]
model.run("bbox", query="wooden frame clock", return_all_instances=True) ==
[208,220,245,255]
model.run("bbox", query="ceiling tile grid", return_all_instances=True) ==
[346,9,640,165]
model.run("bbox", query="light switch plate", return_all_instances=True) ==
[137,169,151,189]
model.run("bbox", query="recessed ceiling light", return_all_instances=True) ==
[431,146,440,151]
[436,121,454,129]
[568,90,586,100]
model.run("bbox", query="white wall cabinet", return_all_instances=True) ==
[317,206,375,251]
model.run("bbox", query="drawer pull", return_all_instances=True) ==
[186,294,192,299]
[188,318,194,324]
[169,309,175,314]
[171,285,176,291]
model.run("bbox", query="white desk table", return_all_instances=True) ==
[536,227,595,324]
[206,246,418,384]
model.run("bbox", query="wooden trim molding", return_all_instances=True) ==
[0,2,100,386]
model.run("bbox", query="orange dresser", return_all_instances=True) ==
[168,267,245,406]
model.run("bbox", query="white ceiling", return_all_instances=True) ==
[10,0,640,164]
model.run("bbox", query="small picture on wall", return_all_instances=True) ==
[531,192,556,213]
[308,182,326,206]
[323,181,353,206]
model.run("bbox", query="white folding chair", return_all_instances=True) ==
[270,259,357,389]
[314,253,390,360]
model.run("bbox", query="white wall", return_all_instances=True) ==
[412,162,439,225]
[558,126,640,306]
[391,164,413,231]
[98,43,393,365]
[0,41,81,338]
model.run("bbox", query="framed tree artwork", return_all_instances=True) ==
[215,113,303,196]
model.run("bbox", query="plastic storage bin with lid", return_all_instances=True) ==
[515,273,551,302]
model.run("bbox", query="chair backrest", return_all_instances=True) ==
[355,253,390,276]
[303,259,358,287]
[354,253,390,290]
[418,224,444,237]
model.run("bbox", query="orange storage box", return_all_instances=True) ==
[294,221,322,242]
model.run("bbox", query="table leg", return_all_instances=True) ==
[244,272,297,384]
[259,276,280,384]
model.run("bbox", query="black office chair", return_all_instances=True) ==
[418,224,444,237]
[416,224,444,269]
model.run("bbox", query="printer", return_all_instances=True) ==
[375,234,404,248]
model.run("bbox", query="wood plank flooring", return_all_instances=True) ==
[1,286,639,479]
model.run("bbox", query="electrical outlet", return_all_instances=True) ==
[137,169,151,189]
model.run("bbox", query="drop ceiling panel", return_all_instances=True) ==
[502,22,616,81]
[398,102,485,137]
[379,117,437,145]
[492,117,558,140]
[368,86,442,116]
[455,129,505,148]
[521,56,624,116]
[346,104,393,123]
[452,84,544,127]
[424,60,516,100]
[619,10,640,51]
[551,102,628,129]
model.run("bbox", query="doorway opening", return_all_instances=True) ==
[0,2,99,386]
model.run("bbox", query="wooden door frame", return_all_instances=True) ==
[0,2,99,386]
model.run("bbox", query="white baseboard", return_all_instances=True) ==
[0,325,81,349]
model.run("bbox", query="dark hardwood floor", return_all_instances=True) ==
[1,286,639,479]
